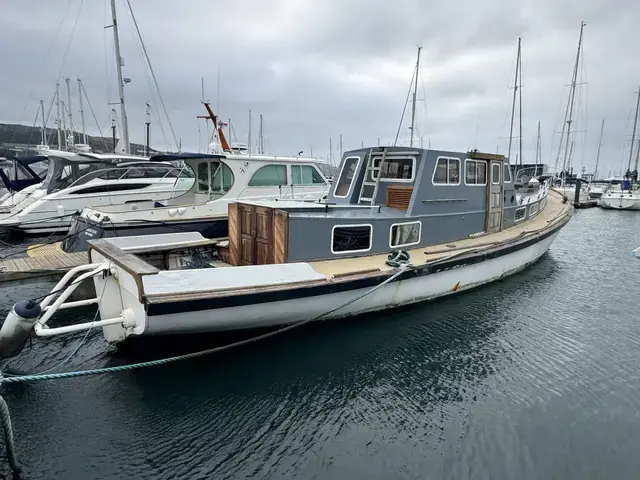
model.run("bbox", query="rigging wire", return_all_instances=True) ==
[80,82,109,151]
[124,0,179,151]
[7,0,75,147]
[393,61,417,146]
[54,0,85,86]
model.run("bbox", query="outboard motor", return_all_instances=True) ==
[0,300,41,358]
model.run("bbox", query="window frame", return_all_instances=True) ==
[290,164,327,186]
[333,156,362,198]
[389,220,422,248]
[331,223,373,255]
[539,197,547,211]
[491,163,501,185]
[464,159,488,186]
[376,156,416,183]
[514,206,526,222]
[432,156,461,186]
[248,163,288,187]
[529,202,539,217]
[503,164,512,183]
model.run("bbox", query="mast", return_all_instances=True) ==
[248,110,252,155]
[111,108,117,153]
[77,79,87,144]
[535,120,541,174]
[409,46,422,147]
[329,138,333,166]
[628,87,640,173]
[39,100,46,146]
[228,118,232,146]
[109,0,130,154]
[60,100,68,150]
[55,83,62,150]
[339,134,343,158]
[594,118,604,179]
[65,77,74,146]
[561,21,586,181]
[145,102,151,156]
[259,114,264,154]
[507,38,521,164]
[518,41,523,168]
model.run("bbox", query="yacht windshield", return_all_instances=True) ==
[42,160,112,194]
[68,163,194,189]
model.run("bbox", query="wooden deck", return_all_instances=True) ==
[0,250,87,283]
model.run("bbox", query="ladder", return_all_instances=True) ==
[358,149,386,205]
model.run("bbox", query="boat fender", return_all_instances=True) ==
[386,250,410,267]
[0,300,41,358]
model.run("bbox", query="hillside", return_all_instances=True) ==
[0,123,154,157]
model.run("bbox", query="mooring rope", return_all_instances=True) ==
[0,396,18,473]
[0,260,414,472]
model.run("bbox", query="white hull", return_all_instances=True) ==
[92,228,560,342]
[599,192,640,210]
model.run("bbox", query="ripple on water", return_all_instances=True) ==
[2,208,640,478]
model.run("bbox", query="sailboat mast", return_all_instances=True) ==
[248,110,252,155]
[65,77,74,146]
[56,83,62,149]
[628,87,640,173]
[409,46,422,148]
[561,21,586,178]
[535,120,541,173]
[40,100,46,146]
[110,0,130,154]
[77,79,87,144]
[507,38,521,164]
[259,114,264,154]
[518,42,523,169]
[594,118,604,179]
[145,102,151,156]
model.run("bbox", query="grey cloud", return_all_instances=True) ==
[1,0,639,176]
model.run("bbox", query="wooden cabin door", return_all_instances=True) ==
[238,204,273,265]
[486,160,504,233]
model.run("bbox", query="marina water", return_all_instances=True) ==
[0,207,639,479]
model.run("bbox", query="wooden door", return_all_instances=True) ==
[239,204,256,265]
[237,204,274,265]
[254,206,273,265]
[486,160,504,233]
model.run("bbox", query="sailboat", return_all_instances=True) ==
[600,86,640,210]
[551,22,591,205]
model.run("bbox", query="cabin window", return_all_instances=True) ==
[248,164,287,187]
[491,163,501,185]
[514,206,526,222]
[379,157,415,182]
[210,162,234,196]
[334,156,360,198]
[331,224,372,254]
[390,221,421,248]
[291,165,326,185]
[503,164,512,183]
[529,202,539,217]
[433,157,460,185]
[464,160,487,185]
[70,183,152,195]
[197,162,209,192]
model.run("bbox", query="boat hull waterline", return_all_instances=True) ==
[91,215,569,343]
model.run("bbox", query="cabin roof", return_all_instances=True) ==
[150,152,326,165]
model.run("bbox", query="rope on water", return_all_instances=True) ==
[0,396,19,474]
[1,263,413,386]
[0,260,414,471]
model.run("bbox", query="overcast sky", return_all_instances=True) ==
[1,0,639,176]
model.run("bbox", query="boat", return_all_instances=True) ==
[600,86,640,210]
[0,149,194,234]
[0,155,47,205]
[0,145,571,355]
[61,151,331,252]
